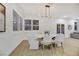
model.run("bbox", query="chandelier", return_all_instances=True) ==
[41,4,52,18]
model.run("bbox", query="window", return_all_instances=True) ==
[24,20,39,30]
[74,22,77,31]
[33,20,39,30]
[20,16,23,31]
[13,10,23,31]
[13,10,19,31]
[25,20,31,30]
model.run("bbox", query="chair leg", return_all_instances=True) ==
[61,42,63,47]
[54,43,57,47]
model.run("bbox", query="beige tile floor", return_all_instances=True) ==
[10,38,79,56]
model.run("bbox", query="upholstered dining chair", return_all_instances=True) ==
[55,34,64,47]
[40,33,52,49]
[52,37,55,40]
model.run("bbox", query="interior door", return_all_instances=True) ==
[61,24,65,34]
[57,24,65,34]
[57,24,60,34]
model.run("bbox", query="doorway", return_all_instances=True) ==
[57,24,65,34]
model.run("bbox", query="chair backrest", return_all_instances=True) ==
[43,34,52,42]
[52,37,55,40]
[55,34,64,42]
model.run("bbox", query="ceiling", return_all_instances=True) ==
[15,3,79,19]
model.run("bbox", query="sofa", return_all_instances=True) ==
[70,32,79,39]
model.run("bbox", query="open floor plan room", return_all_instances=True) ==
[0,3,79,56]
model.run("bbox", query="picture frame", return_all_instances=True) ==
[0,3,6,32]
[68,25,72,30]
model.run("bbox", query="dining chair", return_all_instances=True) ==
[55,34,64,47]
[40,34,52,49]
[52,37,55,40]
[51,37,56,47]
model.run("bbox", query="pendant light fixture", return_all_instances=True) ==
[41,4,52,18]
[45,4,50,17]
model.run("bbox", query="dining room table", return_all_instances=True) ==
[36,34,57,49]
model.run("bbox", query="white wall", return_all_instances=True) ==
[23,16,77,38]
[22,3,79,38]
[0,3,44,55]
[0,3,27,55]
[55,18,77,38]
